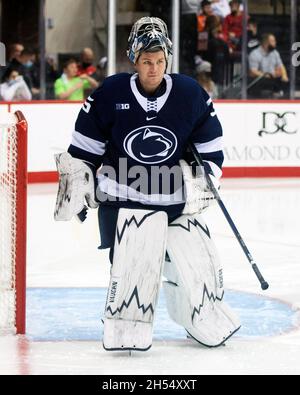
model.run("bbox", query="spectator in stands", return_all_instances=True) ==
[205,14,224,39]
[180,0,201,76]
[223,0,244,52]
[198,14,225,53]
[198,0,214,33]
[29,50,60,99]
[247,18,260,52]
[9,47,35,70]
[77,48,97,77]
[24,49,40,99]
[196,60,218,98]
[8,48,35,93]
[54,58,98,101]
[204,20,230,87]
[210,0,230,19]
[77,48,99,97]
[197,1,216,54]
[7,43,24,63]
[248,33,289,98]
[0,67,32,101]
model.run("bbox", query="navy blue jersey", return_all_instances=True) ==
[68,72,223,214]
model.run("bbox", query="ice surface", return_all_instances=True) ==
[25,288,298,342]
[0,178,300,375]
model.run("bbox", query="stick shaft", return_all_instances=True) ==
[189,142,269,290]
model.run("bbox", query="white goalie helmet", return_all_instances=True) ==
[127,17,173,67]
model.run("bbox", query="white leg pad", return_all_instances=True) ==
[103,320,153,352]
[164,214,241,347]
[103,209,168,351]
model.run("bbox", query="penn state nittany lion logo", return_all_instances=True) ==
[123,126,177,164]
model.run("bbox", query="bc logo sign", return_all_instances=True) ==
[123,126,177,164]
[258,112,297,136]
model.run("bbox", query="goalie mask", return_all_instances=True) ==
[127,17,173,68]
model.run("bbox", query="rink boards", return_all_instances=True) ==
[1,100,300,180]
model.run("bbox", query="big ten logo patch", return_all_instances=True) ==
[116,103,130,110]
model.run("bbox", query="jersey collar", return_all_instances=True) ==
[130,73,173,113]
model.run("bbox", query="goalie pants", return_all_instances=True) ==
[98,204,183,262]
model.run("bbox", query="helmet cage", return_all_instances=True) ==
[127,17,173,65]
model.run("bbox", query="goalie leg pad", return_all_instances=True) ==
[164,213,240,347]
[103,208,168,351]
[54,152,98,221]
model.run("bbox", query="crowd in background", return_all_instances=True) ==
[0,44,107,101]
[181,0,289,98]
[0,0,290,102]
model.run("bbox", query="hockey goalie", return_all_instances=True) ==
[54,16,240,352]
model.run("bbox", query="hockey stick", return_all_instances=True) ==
[188,142,269,291]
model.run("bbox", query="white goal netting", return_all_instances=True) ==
[0,112,20,334]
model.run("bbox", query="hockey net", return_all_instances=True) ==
[0,111,27,334]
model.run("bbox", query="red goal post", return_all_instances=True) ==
[0,110,27,334]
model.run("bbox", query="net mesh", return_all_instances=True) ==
[0,113,18,334]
